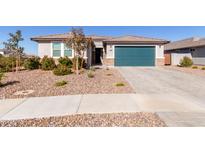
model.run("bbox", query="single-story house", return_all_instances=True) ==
[31,33,169,67]
[164,37,205,65]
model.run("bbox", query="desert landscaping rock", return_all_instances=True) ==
[0,68,134,99]
[13,90,34,96]
[0,112,166,127]
[163,66,205,77]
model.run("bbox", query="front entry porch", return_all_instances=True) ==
[92,48,103,65]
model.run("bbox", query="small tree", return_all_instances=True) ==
[3,30,24,72]
[65,28,93,75]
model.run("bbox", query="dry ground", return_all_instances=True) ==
[163,65,205,77]
[0,68,134,99]
[0,112,166,127]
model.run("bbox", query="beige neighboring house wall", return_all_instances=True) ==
[171,53,192,65]
[38,42,51,58]
[192,47,205,65]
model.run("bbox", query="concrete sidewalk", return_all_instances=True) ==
[0,94,140,120]
[1,93,205,127]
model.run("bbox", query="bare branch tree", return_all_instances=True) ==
[3,30,24,72]
[65,28,93,75]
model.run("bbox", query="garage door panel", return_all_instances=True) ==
[115,46,155,66]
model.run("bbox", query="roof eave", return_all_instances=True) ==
[165,44,205,51]
[103,40,169,44]
[31,38,67,42]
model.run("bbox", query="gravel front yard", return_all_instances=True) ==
[0,112,166,127]
[163,66,205,77]
[0,68,134,99]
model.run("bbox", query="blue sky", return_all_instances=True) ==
[1,26,205,55]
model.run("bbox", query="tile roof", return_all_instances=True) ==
[31,33,71,41]
[31,33,112,41]
[103,35,169,43]
[31,34,168,43]
[165,37,205,50]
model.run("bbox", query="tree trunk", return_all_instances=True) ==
[80,58,84,70]
[16,59,18,72]
[18,54,21,71]
[76,56,79,75]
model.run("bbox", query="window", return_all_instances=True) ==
[64,44,72,57]
[52,43,61,57]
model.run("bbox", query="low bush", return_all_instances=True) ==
[0,72,4,86]
[114,82,125,87]
[0,56,16,72]
[90,67,96,72]
[53,64,72,76]
[23,56,40,70]
[72,57,85,70]
[41,56,56,70]
[192,66,198,69]
[55,80,68,87]
[201,67,205,70]
[87,70,94,78]
[58,56,72,68]
[179,56,193,67]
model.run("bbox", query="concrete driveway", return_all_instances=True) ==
[118,67,205,126]
[118,67,205,105]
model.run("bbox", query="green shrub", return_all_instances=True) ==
[55,80,68,87]
[90,67,96,72]
[23,56,40,70]
[53,64,72,76]
[180,56,193,67]
[0,72,4,86]
[192,66,198,69]
[58,56,72,68]
[41,56,56,70]
[201,67,205,70]
[87,70,94,78]
[114,82,125,87]
[72,57,85,70]
[0,56,16,72]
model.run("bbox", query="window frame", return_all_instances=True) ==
[52,42,62,58]
[63,43,73,58]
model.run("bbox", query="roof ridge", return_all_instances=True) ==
[86,34,113,38]
[106,35,167,41]
[170,37,199,43]
[32,32,70,38]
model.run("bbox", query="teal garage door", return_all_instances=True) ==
[114,46,155,66]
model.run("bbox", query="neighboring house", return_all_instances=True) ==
[164,37,205,65]
[31,33,169,67]
[0,49,12,56]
